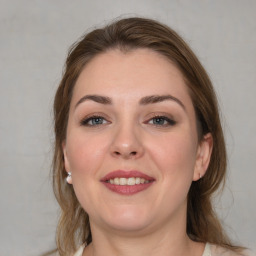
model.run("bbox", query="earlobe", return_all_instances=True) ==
[62,141,73,184]
[193,133,213,181]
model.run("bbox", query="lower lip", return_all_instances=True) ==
[102,182,154,195]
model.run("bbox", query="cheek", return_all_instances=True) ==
[65,131,110,213]
[66,130,109,176]
[147,133,198,211]
[147,131,198,179]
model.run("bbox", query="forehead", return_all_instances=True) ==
[71,48,192,107]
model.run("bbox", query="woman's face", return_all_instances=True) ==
[63,48,212,234]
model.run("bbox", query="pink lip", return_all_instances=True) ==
[101,170,154,181]
[100,170,155,195]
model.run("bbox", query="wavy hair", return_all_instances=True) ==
[51,17,241,255]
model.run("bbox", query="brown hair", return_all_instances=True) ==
[52,17,240,255]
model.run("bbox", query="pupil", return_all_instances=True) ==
[93,118,102,125]
[154,118,164,125]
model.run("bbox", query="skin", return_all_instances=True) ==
[63,48,213,256]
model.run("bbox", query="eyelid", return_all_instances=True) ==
[144,113,176,126]
[79,112,176,127]
[80,113,110,126]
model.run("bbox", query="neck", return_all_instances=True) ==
[83,210,204,256]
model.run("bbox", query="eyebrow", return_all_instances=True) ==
[75,95,112,108]
[75,94,185,110]
[139,95,185,110]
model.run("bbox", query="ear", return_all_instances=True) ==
[62,141,72,184]
[193,133,213,181]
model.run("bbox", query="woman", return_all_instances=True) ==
[51,17,248,256]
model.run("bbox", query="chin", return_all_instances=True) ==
[102,206,153,232]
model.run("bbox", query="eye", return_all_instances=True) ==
[148,115,176,126]
[80,115,109,126]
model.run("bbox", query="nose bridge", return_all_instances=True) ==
[110,117,144,159]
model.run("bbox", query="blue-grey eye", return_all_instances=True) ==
[90,117,104,125]
[152,117,167,125]
[81,116,107,126]
[149,116,176,126]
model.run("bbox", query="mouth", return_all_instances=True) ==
[108,177,151,185]
[101,170,155,195]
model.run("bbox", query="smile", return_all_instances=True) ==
[108,177,151,185]
[101,170,155,195]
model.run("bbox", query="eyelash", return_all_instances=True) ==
[146,115,176,127]
[80,115,109,126]
[80,115,176,127]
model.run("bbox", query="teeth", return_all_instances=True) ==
[127,177,135,185]
[114,177,119,185]
[119,178,127,185]
[109,177,150,185]
[135,177,140,184]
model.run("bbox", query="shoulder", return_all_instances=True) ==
[210,244,255,256]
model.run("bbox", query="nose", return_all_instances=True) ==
[110,124,144,159]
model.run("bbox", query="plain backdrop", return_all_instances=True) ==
[0,1,255,255]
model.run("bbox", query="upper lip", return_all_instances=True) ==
[100,170,155,182]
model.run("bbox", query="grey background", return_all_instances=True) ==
[0,0,255,255]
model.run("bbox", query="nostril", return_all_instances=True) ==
[113,151,137,157]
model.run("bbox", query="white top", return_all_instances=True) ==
[73,242,255,256]
[203,243,211,256]
[74,244,85,256]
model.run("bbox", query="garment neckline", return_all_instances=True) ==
[202,243,211,256]
[74,242,211,256]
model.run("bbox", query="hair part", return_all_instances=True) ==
[52,17,242,255]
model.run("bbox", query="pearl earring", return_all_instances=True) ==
[66,172,72,184]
